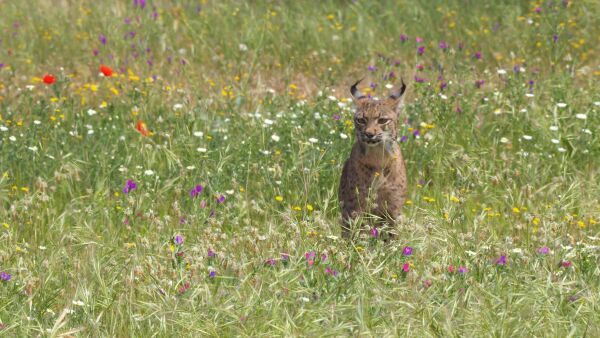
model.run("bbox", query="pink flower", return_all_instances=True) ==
[448,265,455,273]
[561,261,572,268]
[416,37,423,43]
[402,263,410,273]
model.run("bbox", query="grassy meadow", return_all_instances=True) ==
[1,0,600,336]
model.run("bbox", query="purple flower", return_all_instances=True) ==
[99,33,107,45]
[216,195,225,204]
[403,246,413,256]
[133,0,146,8]
[332,114,341,120]
[371,227,379,238]
[208,249,215,257]
[305,251,316,260]
[122,179,137,194]
[513,65,521,74]
[400,135,408,142]
[475,79,485,88]
[265,258,276,266]
[439,82,447,91]
[537,246,550,254]
[281,253,289,261]
[386,71,396,79]
[561,260,572,268]
[417,46,425,55]
[474,51,482,60]
[209,270,216,278]
[496,255,507,266]
[413,129,421,137]
[321,253,328,262]
[438,41,448,50]
[190,185,203,198]
[0,271,10,281]
[0,63,4,69]
[174,235,184,245]
[370,82,377,90]
[458,266,468,273]
[414,76,425,83]
[325,267,338,277]
[399,34,408,42]
[367,65,377,72]
[534,7,541,13]
[552,34,558,42]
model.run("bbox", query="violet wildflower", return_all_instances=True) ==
[133,0,146,8]
[368,65,377,72]
[387,71,396,79]
[513,65,521,74]
[122,179,137,194]
[325,267,338,277]
[208,249,215,257]
[321,253,328,262]
[403,246,413,256]
[400,135,408,142]
[438,41,448,50]
[416,63,424,70]
[371,227,379,238]
[417,46,425,55]
[537,246,550,254]
[281,253,289,261]
[413,129,421,137]
[265,258,276,266]
[370,82,377,90]
[454,106,462,113]
[496,255,507,266]
[534,6,541,13]
[209,270,216,278]
[414,76,425,83]
[474,51,482,60]
[458,266,468,273]
[179,217,186,225]
[0,63,4,69]
[305,251,316,260]
[216,195,225,204]
[0,272,10,281]
[174,235,184,245]
[399,34,408,42]
[552,34,558,42]
[99,33,107,45]
[439,82,447,91]
[333,114,341,120]
[190,185,203,198]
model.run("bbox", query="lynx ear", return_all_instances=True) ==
[386,78,407,111]
[350,79,366,101]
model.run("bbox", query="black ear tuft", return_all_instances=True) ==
[389,78,407,100]
[350,78,366,99]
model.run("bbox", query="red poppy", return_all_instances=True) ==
[136,120,150,136]
[99,65,113,77]
[43,74,56,85]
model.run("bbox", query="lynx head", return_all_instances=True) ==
[350,79,407,146]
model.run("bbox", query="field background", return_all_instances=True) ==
[1,0,599,336]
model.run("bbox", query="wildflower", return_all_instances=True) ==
[438,41,448,49]
[209,270,216,278]
[305,251,316,260]
[556,102,567,108]
[553,35,558,42]
[399,34,408,42]
[122,179,137,194]
[575,113,587,120]
[416,63,424,70]
[496,255,507,266]
[275,195,284,202]
[216,195,225,203]
[371,227,379,238]
[0,272,10,281]
[423,279,432,288]
[415,37,423,43]
[561,261,572,268]
[281,253,289,261]
[403,246,413,256]
[174,235,183,245]
[178,282,190,293]
[136,120,150,136]
[207,249,215,257]
[402,262,410,273]
[133,0,146,9]
[321,253,328,262]
[414,76,425,83]
[474,51,482,59]
[400,135,408,142]
[190,185,203,198]
[265,258,276,266]
[43,74,56,85]
[99,33,107,45]
[417,46,425,55]
[458,266,468,273]
[325,267,338,277]
[537,246,550,254]
[99,65,113,77]
[448,265,455,273]
[475,79,485,88]
[367,65,377,72]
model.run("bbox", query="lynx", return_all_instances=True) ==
[339,79,408,239]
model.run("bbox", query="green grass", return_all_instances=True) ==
[1,0,599,336]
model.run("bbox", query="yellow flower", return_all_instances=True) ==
[306,204,314,212]
[275,195,284,202]
[450,196,460,203]
[532,217,540,225]
[577,221,586,229]
[405,200,413,205]
[2,223,9,229]
[512,207,520,213]
[356,246,364,252]
[292,206,302,211]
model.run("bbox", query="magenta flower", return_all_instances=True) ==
[321,253,328,262]
[402,263,410,273]
[561,261,572,268]
[496,255,507,266]
[537,246,550,254]
[305,251,316,260]
[417,46,425,55]
[415,37,423,43]
[399,34,408,42]
[403,246,413,256]
[448,265,455,273]
[174,235,184,245]
[265,258,276,266]
[371,227,379,238]
[216,195,225,203]
[474,51,482,60]
[475,79,485,88]
[414,76,425,83]
[325,267,338,277]
[458,266,468,273]
[178,282,190,294]
[416,63,424,70]
[438,41,448,50]
[133,0,146,8]
[207,249,215,257]
[122,179,137,194]
[190,184,203,198]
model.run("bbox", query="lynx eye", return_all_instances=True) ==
[355,117,367,125]
[377,118,390,124]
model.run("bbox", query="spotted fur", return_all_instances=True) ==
[339,79,408,239]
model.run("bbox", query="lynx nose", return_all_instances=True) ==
[364,132,375,139]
